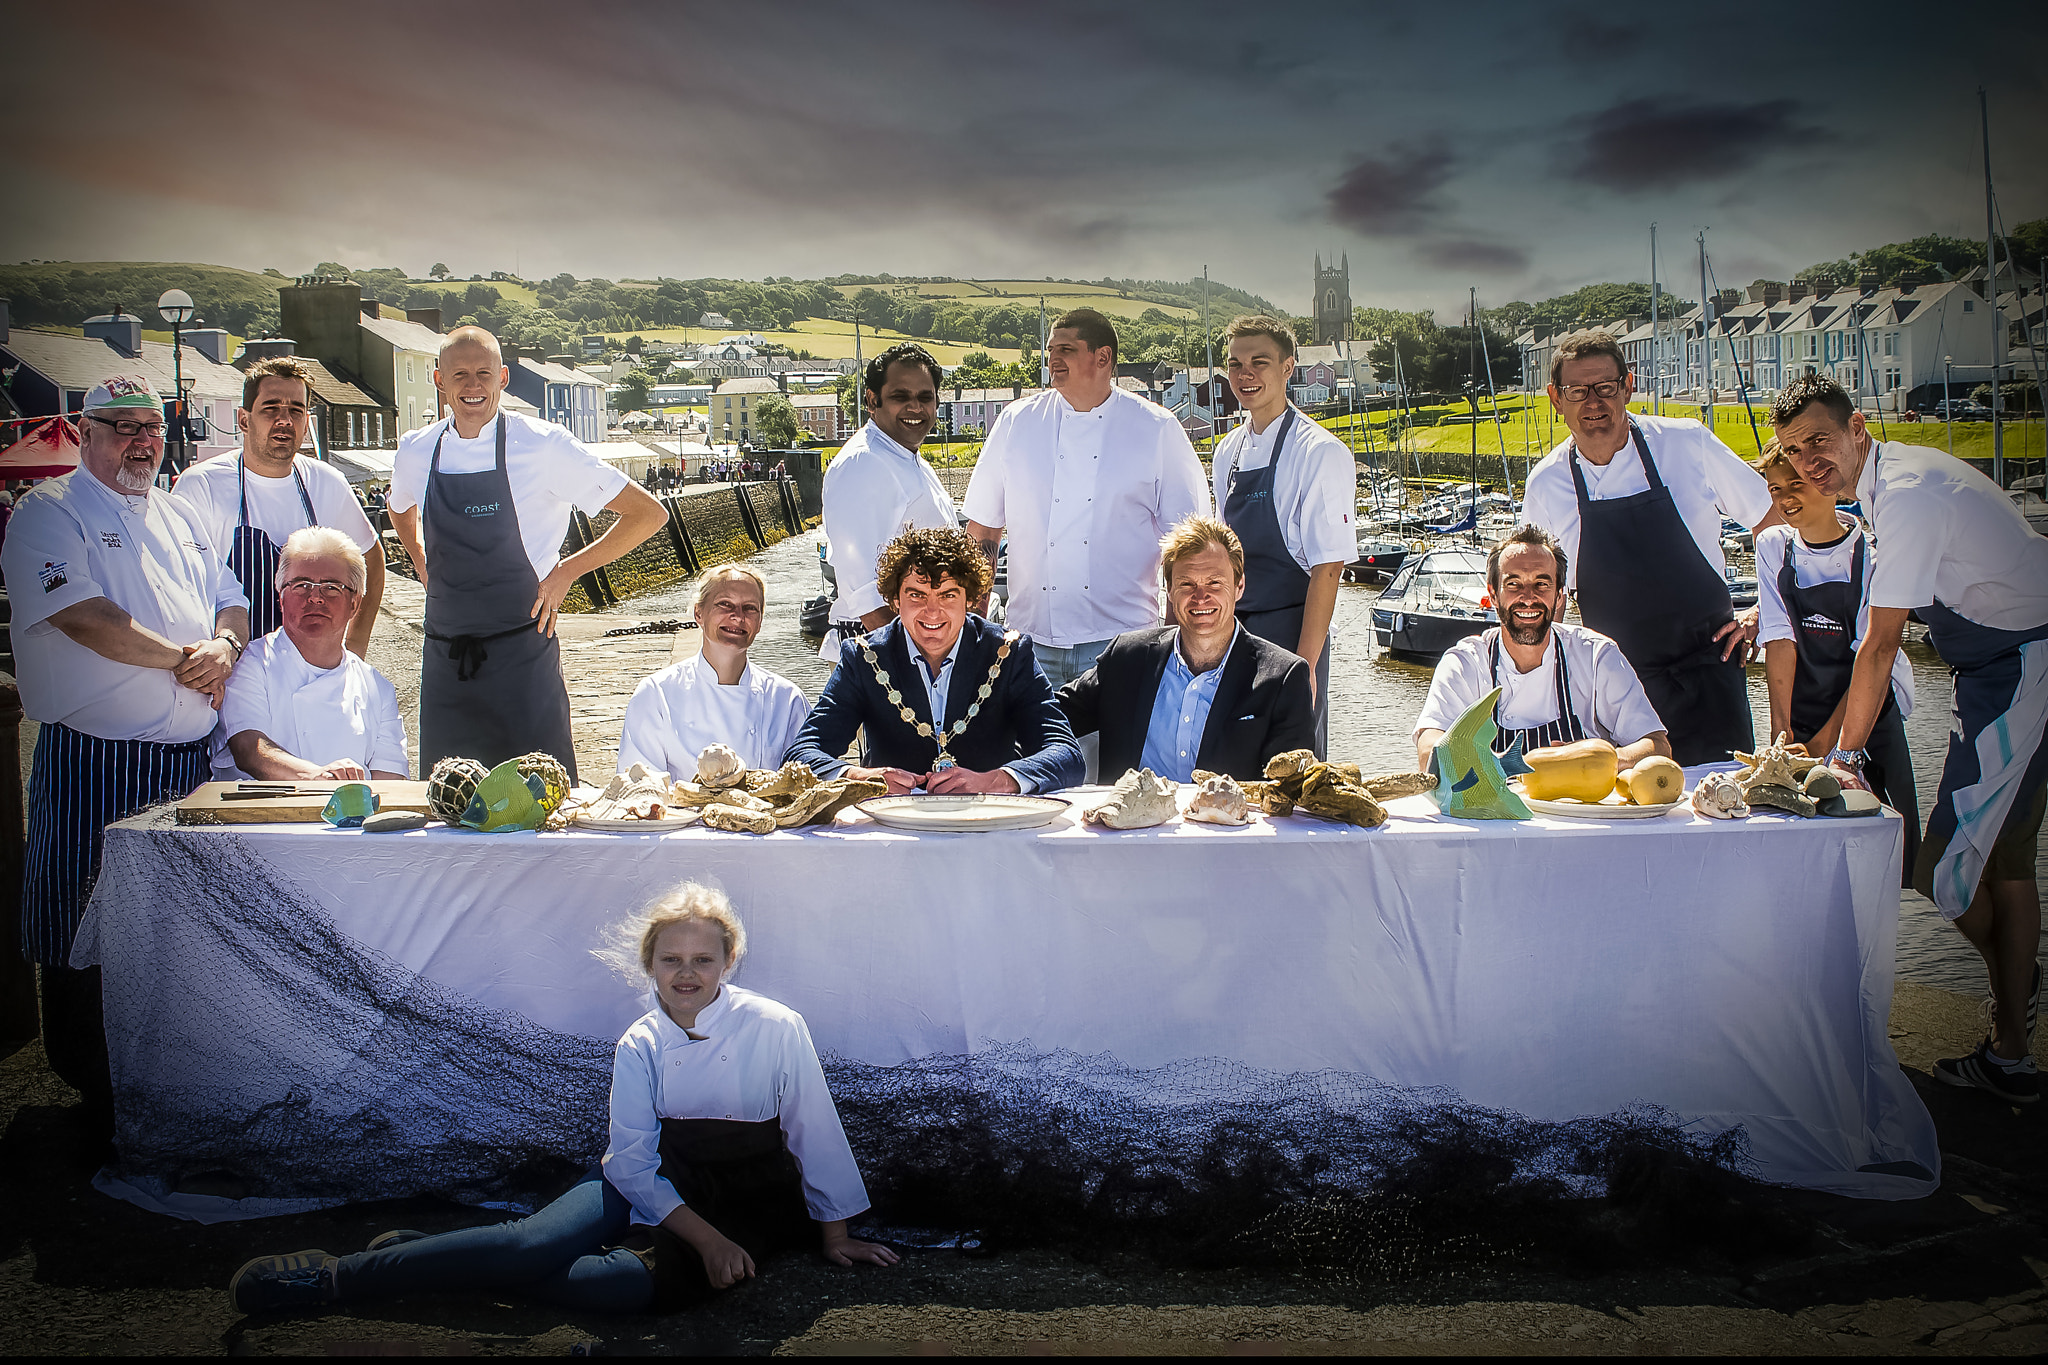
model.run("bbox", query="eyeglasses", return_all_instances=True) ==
[86,414,166,439]
[278,579,355,601]
[1557,380,1625,403]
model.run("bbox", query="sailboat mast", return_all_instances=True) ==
[1650,223,1661,416]
[1982,89,2003,486]
[1699,229,1713,430]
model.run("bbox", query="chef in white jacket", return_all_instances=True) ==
[218,527,409,780]
[617,565,810,776]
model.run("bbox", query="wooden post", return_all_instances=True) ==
[565,512,614,609]
[0,677,38,1043]
[732,485,764,548]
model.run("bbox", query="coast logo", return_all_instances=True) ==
[464,503,500,517]
[1243,489,1269,501]
[39,560,68,593]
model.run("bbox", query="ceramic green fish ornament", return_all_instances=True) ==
[461,759,549,832]
[320,782,380,828]
[1427,687,1533,820]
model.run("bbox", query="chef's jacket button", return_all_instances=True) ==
[721,1055,727,1061]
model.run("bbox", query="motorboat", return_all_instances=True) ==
[1720,518,1753,552]
[1345,535,1412,582]
[1724,561,1758,611]
[1372,547,1496,657]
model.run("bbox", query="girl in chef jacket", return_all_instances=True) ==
[228,883,897,1315]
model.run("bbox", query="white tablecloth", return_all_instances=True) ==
[76,779,1938,1211]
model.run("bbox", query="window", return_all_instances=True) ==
[1883,332,1897,357]
[1885,367,1902,391]
[1964,300,1974,312]
[407,359,415,383]
[375,412,385,444]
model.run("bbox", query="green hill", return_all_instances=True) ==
[0,260,287,338]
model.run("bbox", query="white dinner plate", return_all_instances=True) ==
[1517,788,1686,820]
[569,810,704,832]
[856,793,1072,832]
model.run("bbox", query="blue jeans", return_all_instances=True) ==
[335,1167,653,1313]
[1032,638,1112,691]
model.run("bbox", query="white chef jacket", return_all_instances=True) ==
[1522,414,1773,591]
[171,453,379,559]
[214,627,409,778]
[387,410,629,582]
[1212,410,1356,571]
[1415,623,1666,747]
[1,468,248,743]
[963,386,1210,647]
[616,655,810,776]
[821,421,955,619]
[1855,439,2048,633]
[1754,519,1914,716]
[604,984,870,1228]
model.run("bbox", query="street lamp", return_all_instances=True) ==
[158,288,197,478]
[1944,355,1954,455]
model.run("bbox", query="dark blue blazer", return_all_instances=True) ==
[784,615,1085,792]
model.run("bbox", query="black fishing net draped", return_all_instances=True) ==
[104,821,1789,1274]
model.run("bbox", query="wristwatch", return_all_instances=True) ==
[1826,747,1866,770]
[216,629,245,661]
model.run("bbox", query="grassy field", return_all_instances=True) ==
[601,318,1026,366]
[823,279,1200,323]
[407,277,541,308]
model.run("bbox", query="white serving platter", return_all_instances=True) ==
[1516,788,1686,820]
[856,793,1072,832]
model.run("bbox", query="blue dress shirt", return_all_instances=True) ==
[912,629,1035,791]
[1139,626,1240,782]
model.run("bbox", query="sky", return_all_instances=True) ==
[4,0,2043,318]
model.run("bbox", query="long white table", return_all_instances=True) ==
[76,777,1938,1218]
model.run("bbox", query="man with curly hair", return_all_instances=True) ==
[784,527,1083,795]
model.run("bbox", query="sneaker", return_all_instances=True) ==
[2028,963,2042,1044]
[229,1250,338,1313]
[365,1229,428,1252]
[1933,1040,2040,1106]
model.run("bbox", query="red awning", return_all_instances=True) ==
[0,416,81,479]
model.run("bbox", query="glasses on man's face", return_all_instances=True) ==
[1557,380,1624,404]
[279,579,354,601]
[87,414,166,440]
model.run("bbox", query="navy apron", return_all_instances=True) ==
[1485,628,1588,756]
[1223,407,1330,756]
[419,416,578,781]
[1570,421,1752,766]
[227,457,318,641]
[1778,531,1920,881]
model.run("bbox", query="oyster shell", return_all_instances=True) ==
[694,743,748,790]
[1263,750,1317,782]
[701,802,777,834]
[1690,770,1749,819]
[772,776,886,827]
[750,760,819,801]
[1297,763,1388,828]
[1362,770,1438,800]
[1184,774,1251,825]
[1085,768,1180,829]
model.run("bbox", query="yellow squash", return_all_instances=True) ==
[1521,739,1620,802]
[1625,756,1685,805]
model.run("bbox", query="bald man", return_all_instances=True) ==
[388,327,666,778]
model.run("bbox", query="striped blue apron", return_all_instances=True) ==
[227,457,317,641]
[1485,628,1588,755]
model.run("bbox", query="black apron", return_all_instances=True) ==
[227,457,317,641]
[1570,420,1752,766]
[627,1117,812,1312]
[419,416,578,780]
[1485,629,1589,756]
[1778,532,1919,881]
[1223,407,1330,756]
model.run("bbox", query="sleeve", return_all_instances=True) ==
[1518,464,1580,591]
[311,465,380,553]
[1591,637,1667,746]
[541,425,630,512]
[616,677,673,776]
[0,500,98,631]
[1002,637,1086,792]
[386,433,428,514]
[960,413,1010,527]
[1754,528,1794,645]
[1155,416,1211,528]
[602,1027,685,1225]
[370,671,409,776]
[1295,436,1357,568]
[1414,643,1482,736]
[217,649,270,743]
[1055,660,1104,739]
[769,685,813,768]
[776,1014,871,1222]
[822,455,897,620]
[1699,427,1774,527]
[782,646,869,776]
[1865,483,1946,612]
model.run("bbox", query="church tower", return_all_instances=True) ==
[1312,253,1351,345]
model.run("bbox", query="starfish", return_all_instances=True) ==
[1737,732,1815,793]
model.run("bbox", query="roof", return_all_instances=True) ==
[357,314,444,354]
[517,357,603,387]
[944,387,1027,403]
[789,393,842,409]
[0,326,244,401]
[714,377,781,395]
[1294,342,1369,367]
[234,353,382,409]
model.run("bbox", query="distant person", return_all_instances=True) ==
[1775,375,2048,1105]
[1057,516,1313,783]
[171,356,384,653]
[1521,329,1781,765]
[820,343,955,643]
[617,565,809,776]
[1214,315,1355,757]
[1414,525,1670,771]
[386,327,667,781]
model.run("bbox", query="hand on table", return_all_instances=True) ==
[532,564,576,638]
[316,760,371,781]
[849,765,924,795]
[1715,608,1760,664]
[822,1233,900,1268]
[924,766,1019,795]
[691,1232,756,1290]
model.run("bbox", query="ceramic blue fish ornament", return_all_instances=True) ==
[1427,687,1533,820]
[320,783,380,828]
[461,760,549,832]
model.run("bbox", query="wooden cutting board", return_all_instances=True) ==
[175,781,436,826]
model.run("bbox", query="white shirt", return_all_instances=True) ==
[1414,623,1666,747]
[1855,438,2048,633]
[1,469,248,743]
[616,655,810,776]
[1522,414,1774,591]
[603,984,870,1228]
[1754,519,1914,717]
[964,386,1210,647]
[822,422,956,619]
[214,628,409,778]
[388,410,628,582]
[171,453,379,561]
[1213,408,1356,571]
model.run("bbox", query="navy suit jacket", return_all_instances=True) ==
[784,615,1085,792]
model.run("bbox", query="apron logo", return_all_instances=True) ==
[1800,613,1845,634]
[463,503,500,517]
[100,531,124,549]
[39,560,68,592]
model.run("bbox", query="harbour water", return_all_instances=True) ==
[637,530,2034,996]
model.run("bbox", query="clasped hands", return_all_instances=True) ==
[850,764,1019,796]
[174,637,237,708]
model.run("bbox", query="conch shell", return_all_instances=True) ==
[694,743,748,789]
[1085,768,1179,829]
[1690,771,1749,819]
[1184,773,1250,825]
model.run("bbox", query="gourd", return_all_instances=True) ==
[1521,739,1620,802]
[1625,756,1685,805]
[1612,771,1637,804]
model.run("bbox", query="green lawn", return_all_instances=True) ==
[601,319,1024,366]
[409,277,541,308]
[823,279,1199,323]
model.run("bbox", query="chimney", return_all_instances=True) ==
[359,297,382,320]
[183,328,230,364]
[1714,287,1741,313]
[1858,269,1882,296]
[240,337,298,362]
[1787,277,1810,303]
[279,279,366,378]
[83,310,143,355]
[1762,280,1784,307]
[406,306,442,332]
[1899,268,1923,292]
[1011,384,1021,400]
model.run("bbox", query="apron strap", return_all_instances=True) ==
[1568,419,1662,506]
[1488,629,1587,751]
[236,456,319,530]
[1222,406,1298,486]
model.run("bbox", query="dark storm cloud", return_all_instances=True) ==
[1415,238,1530,273]
[1558,98,1825,191]
[1550,11,1648,59]
[1326,145,1456,236]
